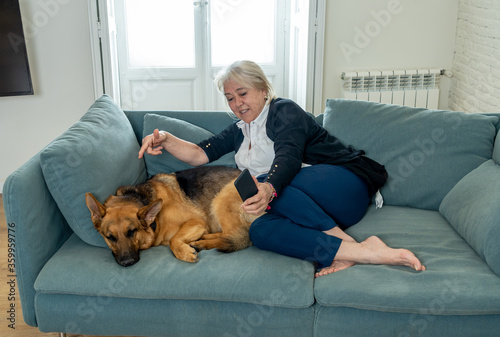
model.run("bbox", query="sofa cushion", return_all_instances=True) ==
[126,110,239,144]
[493,129,500,164]
[323,99,498,210]
[143,114,236,176]
[35,234,315,309]
[439,159,500,276]
[315,205,500,315]
[40,95,147,247]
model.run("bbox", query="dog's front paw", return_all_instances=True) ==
[189,241,203,252]
[190,239,211,251]
[174,245,199,263]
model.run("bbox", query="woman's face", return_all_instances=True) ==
[224,79,267,123]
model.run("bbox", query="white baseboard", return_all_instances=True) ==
[0,181,4,195]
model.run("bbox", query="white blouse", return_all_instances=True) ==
[234,104,275,177]
[233,102,384,208]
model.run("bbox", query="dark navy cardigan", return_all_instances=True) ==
[198,98,387,196]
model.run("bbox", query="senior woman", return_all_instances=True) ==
[138,60,425,276]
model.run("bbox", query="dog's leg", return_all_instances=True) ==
[191,237,223,251]
[193,185,254,252]
[169,220,208,262]
[200,232,222,240]
[189,233,224,251]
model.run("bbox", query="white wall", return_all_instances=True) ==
[0,0,95,190]
[322,0,459,111]
[449,0,500,113]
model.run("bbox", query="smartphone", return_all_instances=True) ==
[234,169,259,201]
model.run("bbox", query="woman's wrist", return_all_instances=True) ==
[262,182,277,211]
[265,182,277,203]
[158,131,171,148]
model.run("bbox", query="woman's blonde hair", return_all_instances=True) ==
[214,60,277,101]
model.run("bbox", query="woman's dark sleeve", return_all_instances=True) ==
[197,122,241,162]
[264,100,313,195]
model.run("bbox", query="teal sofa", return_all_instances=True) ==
[4,95,500,337]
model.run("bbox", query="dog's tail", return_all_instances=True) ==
[217,227,252,253]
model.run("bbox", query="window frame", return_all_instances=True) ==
[88,0,325,115]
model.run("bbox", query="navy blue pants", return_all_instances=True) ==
[249,164,370,268]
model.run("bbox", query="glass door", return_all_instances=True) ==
[115,0,286,111]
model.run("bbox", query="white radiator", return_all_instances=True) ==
[341,69,442,109]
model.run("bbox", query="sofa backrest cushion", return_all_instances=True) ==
[439,159,500,276]
[323,99,498,210]
[142,114,236,176]
[40,95,147,247]
[125,109,238,145]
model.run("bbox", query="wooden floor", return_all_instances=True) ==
[0,195,132,337]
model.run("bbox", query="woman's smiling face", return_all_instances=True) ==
[224,79,267,123]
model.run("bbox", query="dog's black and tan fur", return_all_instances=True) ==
[86,166,258,267]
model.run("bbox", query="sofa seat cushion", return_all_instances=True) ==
[323,99,498,210]
[34,235,315,308]
[142,113,236,176]
[40,95,147,247]
[314,206,500,315]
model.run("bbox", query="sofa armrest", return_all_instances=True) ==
[2,154,73,327]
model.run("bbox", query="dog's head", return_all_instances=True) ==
[85,192,162,267]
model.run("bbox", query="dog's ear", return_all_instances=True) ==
[137,199,163,227]
[85,193,106,229]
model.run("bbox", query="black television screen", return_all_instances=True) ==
[0,0,33,97]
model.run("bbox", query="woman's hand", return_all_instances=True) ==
[138,129,167,159]
[241,177,274,216]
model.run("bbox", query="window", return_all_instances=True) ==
[89,0,325,114]
[125,1,196,68]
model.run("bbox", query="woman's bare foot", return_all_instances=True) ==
[315,260,355,277]
[315,236,425,277]
[316,226,357,277]
[360,236,425,271]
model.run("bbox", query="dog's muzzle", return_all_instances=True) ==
[113,251,140,267]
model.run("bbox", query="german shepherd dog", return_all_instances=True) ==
[85,166,258,267]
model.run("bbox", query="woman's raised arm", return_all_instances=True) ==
[138,129,209,167]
